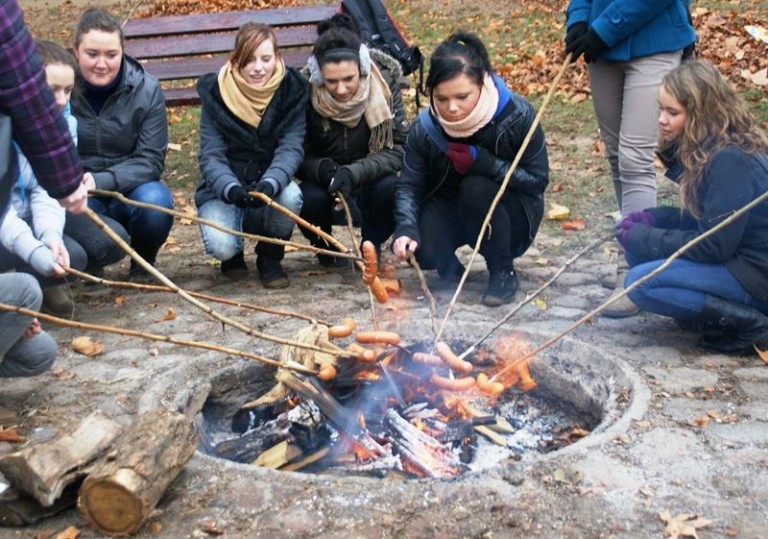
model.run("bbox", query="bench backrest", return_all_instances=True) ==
[123,6,338,107]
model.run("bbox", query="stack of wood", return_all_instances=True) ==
[0,407,197,535]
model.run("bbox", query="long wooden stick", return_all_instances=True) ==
[490,188,768,383]
[84,208,352,358]
[434,54,573,344]
[457,233,611,359]
[89,189,361,262]
[0,302,316,375]
[408,253,438,338]
[64,267,330,325]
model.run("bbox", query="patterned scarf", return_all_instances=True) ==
[218,57,286,128]
[309,47,393,153]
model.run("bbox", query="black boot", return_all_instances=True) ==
[697,295,768,355]
[437,254,465,283]
[482,269,519,307]
[220,251,248,279]
[255,242,289,289]
[128,243,158,283]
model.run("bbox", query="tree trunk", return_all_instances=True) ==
[0,411,122,506]
[77,407,197,536]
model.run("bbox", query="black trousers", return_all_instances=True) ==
[416,175,532,274]
[299,174,396,250]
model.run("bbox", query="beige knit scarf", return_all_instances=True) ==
[434,73,499,139]
[311,61,393,153]
[218,58,286,128]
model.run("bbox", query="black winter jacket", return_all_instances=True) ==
[297,49,408,189]
[626,144,768,303]
[194,67,309,207]
[394,91,549,244]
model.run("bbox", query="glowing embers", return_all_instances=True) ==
[201,332,596,478]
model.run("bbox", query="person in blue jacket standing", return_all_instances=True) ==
[564,0,696,317]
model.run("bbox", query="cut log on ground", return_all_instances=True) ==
[0,411,122,506]
[77,407,197,536]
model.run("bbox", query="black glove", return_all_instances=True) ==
[317,159,339,187]
[467,146,498,178]
[567,28,607,63]
[252,180,276,199]
[332,196,363,227]
[564,22,588,61]
[227,184,259,208]
[328,167,354,197]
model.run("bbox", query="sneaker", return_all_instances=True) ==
[256,256,290,289]
[42,284,74,318]
[482,270,519,307]
[437,255,465,282]
[220,252,249,280]
[601,271,640,318]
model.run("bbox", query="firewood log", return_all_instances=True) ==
[0,411,122,507]
[77,408,197,536]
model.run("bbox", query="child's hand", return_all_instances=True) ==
[22,318,41,339]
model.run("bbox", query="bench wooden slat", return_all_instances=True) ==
[125,26,318,60]
[143,49,311,82]
[123,6,338,38]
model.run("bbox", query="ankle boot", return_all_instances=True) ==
[129,243,158,283]
[255,242,289,289]
[697,295,768,354]
[42,283,74,318]
[482,269,519,307]
[601,269,640,318]
[220,251,248,279]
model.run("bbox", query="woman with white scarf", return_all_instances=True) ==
[393,32,549,307]
[195,23,308,288]
[297,14,408,266]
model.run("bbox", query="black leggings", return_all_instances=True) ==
[299,174,396,249]
[416,175,532,274]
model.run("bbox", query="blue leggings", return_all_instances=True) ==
[625,256,768,319]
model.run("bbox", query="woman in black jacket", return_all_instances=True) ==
[392,32,548,306]
[195,23,308,288]
[297,14,408,265]
[619,60,768,355]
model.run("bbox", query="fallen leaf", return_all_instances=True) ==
[561,219,586,231]
[114,295,129,306]
[741,67,767,86]
[297,270,327,277]
[156,308,176,322]
[638,486,655,498]
[659,511,712,539]
[533,297,547,310]
[755,345,768,364]
[167,142,182,151]
[199,519,224,535]
[0,426,26,443]
[149,521,162,534]
[551,182,563,193]
[54,525,81,539]
[71,336,104,357]
[50,366,75,380]
[545,203,569,220]
[148,347,159,357]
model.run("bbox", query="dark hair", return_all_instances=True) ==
[313,13,363,67]
[230,22,279,70]
[426,31,492,92]
[35,40,77,72]
[74,8,123,47]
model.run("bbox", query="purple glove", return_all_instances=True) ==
[616,210,655,232]
[447,142,478,175]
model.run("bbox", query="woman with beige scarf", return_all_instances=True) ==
[392,32,549,307]
[194,23,309,288]
[296,14,408,266]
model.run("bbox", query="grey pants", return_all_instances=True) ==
[0,272,57,377]
[588,51,683,216]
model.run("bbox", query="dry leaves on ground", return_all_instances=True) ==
[0,426,26,443]
[71,336,105,357]
[659,511,712,539]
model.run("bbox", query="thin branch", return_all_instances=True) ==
[457,234,611,359]
[84,208,352,358]
[490,188,768,383]
[434,54,574,343]
[89,189,360,262]
[0,302,316,375]
[408,253,438,338]
[65,267,330,325]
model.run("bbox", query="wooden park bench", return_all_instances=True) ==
[123,5,339,107]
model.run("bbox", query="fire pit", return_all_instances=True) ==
[196,326,646,479]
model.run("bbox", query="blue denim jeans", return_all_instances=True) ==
[198,182,302,261]
[625,256,768,319]
[89,181,174,257]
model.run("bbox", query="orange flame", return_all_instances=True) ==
[492,333,537,392]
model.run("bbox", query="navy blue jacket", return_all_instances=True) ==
[566,0,696,61]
